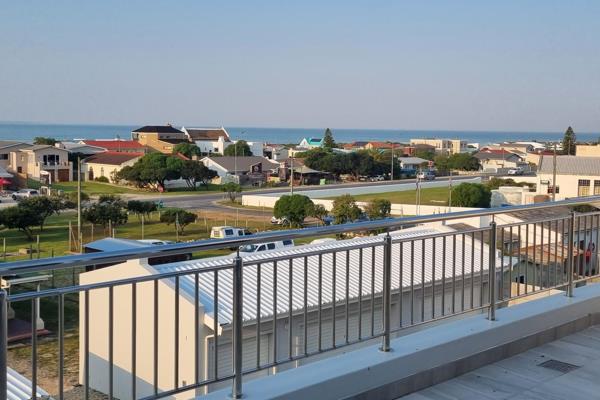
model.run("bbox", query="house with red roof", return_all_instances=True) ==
[82,140,148,154]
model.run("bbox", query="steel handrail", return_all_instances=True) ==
[1,195,599,275]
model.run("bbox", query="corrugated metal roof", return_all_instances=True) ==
[150,226,503,326]
[539,155,600,176]
[7,367,49,400]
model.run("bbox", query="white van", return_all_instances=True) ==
[238,239,295,254]
[210,226,253,239]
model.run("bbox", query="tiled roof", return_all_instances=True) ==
[0,140,28,149]
[83,151,144,165]
[474,151,522,161]
[538,155,600,176]
[83,140,147,151]
[132,125,183,134]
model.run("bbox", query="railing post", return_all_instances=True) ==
[231,254,244,399]
[567,211,575,297]
[0,289,8,400]
[380,233,392,352]
[488,221,497,321]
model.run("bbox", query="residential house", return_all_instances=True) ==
[0,141,30,170]
[56,141,106,156]
[132,125,188,154]
[409,139,468,155]
[474,150,527,173]
[298,137,324,149]
[82,152,144,182]
[263,144,289,161]
[398,156,429,171]
[536,155,600,201]
[201,156,279,185]
[82,140,148,154]
[79,225,502,398]
[181,126,231,155]
[342,141,369,151]
[364,142,401,151]
[485,143,535,154]
[9,145,72,183]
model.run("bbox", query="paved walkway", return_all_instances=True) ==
[401,325,600,400]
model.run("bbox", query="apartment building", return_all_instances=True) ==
[409,138,468,155]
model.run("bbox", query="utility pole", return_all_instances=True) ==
[390,143,394,181]
[552,143,557,201]
[290,156,294,194]
[77,156,82,253]
[448,170,453,212]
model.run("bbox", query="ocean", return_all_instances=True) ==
[0,122,597,145]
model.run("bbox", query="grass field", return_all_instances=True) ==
[47,181,224,196]
[329,186,451,206]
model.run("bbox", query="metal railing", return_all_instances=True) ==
[1,196,600,399]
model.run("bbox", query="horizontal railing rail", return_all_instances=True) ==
[1,196,600,400]
[1,195,600,275]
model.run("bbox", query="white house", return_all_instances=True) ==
[201,156,279,184]
[79,225,505,399]
[83,152,144,182]
[536,155,600,201]
[398,157,428,170]
[181,127,263,157]
[298,137,323,149]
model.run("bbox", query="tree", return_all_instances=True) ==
[174,143,202,158]
[311,204,329,225]
[0,206,43,240]
[562,126,576,155]
[221,182,242,202]
[33,137,57,146]
[83,195,128,228]
[19,196,70,231]
[223,140,252,156]
[127,200,157,219]
[322,128,336,149]
[331,194,361,225]
[180,160,217,190]
[364,199,391,220]
[447,153,480,171]
[273,194,315,227]
[450,183,491,208]
[414,149,436,161]
[160,208,197,235]
[116,153,183,190]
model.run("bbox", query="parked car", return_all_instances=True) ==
[12,189,40,201]
[417,171,436,180]
[271,216,290,226]
[210,226,253,239]
[507,168,524,175]
[369,175,385,182]
[238,239,295,254]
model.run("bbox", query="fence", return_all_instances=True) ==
[1,196,600,399]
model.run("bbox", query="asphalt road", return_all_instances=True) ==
[130,175,482,217]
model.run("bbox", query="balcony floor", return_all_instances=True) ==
[401,325,600,400]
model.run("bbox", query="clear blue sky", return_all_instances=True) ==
[1,1,599,132]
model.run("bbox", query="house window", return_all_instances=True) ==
[594,181,600,195]
[0,154,8,160]
[578,180,591,196]
[547,186,560,194]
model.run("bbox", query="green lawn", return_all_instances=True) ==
[48,181,224,196]
[330,186,451,206]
